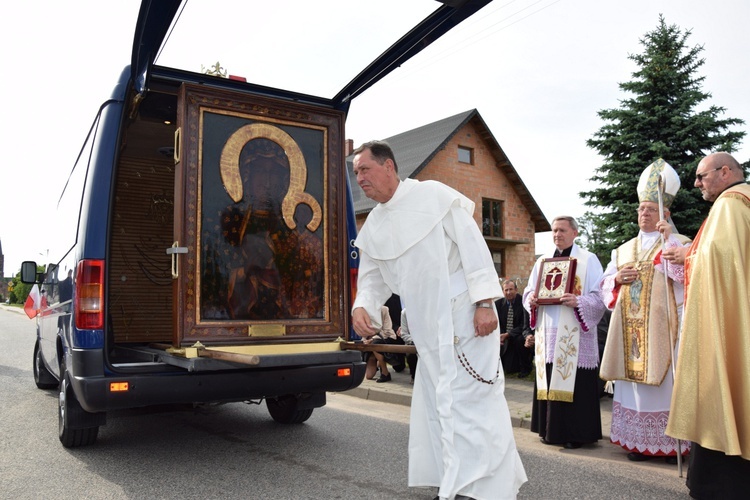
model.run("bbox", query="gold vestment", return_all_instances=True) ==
[600,234,690,385]
[667,183,750,458]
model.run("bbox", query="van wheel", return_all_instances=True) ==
[58,360,99,448]
[266,395,313,424]
[33,340,57,389]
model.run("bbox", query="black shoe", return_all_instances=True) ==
[564,442,582,449]
[393,363,406,373]
[540,437,551,445]
[376,373,391,383]
[627,452,651,461]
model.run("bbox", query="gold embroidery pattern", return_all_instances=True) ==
[554,324,579,380]
[620,240,658,381]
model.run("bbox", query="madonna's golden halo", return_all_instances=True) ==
[219,122,322,231]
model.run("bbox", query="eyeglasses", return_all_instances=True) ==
[695,166,723,182]
[636,207,658,214]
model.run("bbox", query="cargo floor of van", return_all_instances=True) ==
[107,343,180,371]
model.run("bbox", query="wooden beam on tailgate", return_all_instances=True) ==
[340,341,417,355]
[197,348,260,366]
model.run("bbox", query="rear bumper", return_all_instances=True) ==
[69,348,366,413]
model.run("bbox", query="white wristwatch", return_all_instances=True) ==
[475,302,493,309]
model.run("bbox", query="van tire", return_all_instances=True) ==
[266,395,314,424]
[33,340,57,389]
[58,359,100,448]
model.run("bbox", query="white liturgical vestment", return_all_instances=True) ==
[353,178,527,500]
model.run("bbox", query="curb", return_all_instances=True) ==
[346,385,529,429]
[0,304,25,314]
[342,375,612,436]
[346,385,412,407]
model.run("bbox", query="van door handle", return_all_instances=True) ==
[167,242,188,279]
[173,127,181,163]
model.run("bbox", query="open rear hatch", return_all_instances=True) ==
[109,0,490,366]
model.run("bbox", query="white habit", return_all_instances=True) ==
[353,178,527,500]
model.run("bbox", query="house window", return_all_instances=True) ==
[482,199,503,237]
[458,146,473,164]
[491,250,505,277]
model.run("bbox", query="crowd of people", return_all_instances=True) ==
[349,140,748,500]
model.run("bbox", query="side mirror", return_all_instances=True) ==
[20,261,40,284]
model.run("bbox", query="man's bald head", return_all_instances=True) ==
[694,152,746,202]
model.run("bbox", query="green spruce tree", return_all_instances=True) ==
[581,15,746,261]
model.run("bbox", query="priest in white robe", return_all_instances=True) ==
[523,216,605,448]
[351,141,527,500]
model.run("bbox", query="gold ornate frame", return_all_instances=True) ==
[173,84,347,346]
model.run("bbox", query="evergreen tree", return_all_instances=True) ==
[581,15,746,260]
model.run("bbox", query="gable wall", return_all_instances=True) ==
[413,120,538,285]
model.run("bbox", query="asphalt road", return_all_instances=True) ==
[0,306,689,499]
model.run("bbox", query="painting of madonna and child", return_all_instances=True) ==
[199,113,327,323]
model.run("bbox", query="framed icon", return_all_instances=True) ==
[535,257,577,305]
[173,83,348,345]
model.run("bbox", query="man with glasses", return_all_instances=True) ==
[663,151,750,498]
[599,159,691,464]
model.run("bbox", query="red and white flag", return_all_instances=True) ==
[24,284,41,319]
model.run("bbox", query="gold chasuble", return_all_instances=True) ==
[667,183,750,459]
[600,234,690,386]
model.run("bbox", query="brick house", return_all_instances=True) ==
[346,109,550,286]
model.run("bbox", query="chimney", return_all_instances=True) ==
[344,139,354,156]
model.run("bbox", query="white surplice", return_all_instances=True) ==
[353,179,527,500]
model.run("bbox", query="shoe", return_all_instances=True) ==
[627,452,651,461]
[376,373,392,383]
[539,437,551,445]
[393,363,406,373]
[564,442,582,449]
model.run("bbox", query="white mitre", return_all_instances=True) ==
[637,158,680,208]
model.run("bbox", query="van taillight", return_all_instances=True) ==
[75,259,105,330]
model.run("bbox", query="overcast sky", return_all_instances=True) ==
[2,0,749,278]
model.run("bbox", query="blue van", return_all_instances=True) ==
[22,0,490,447]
